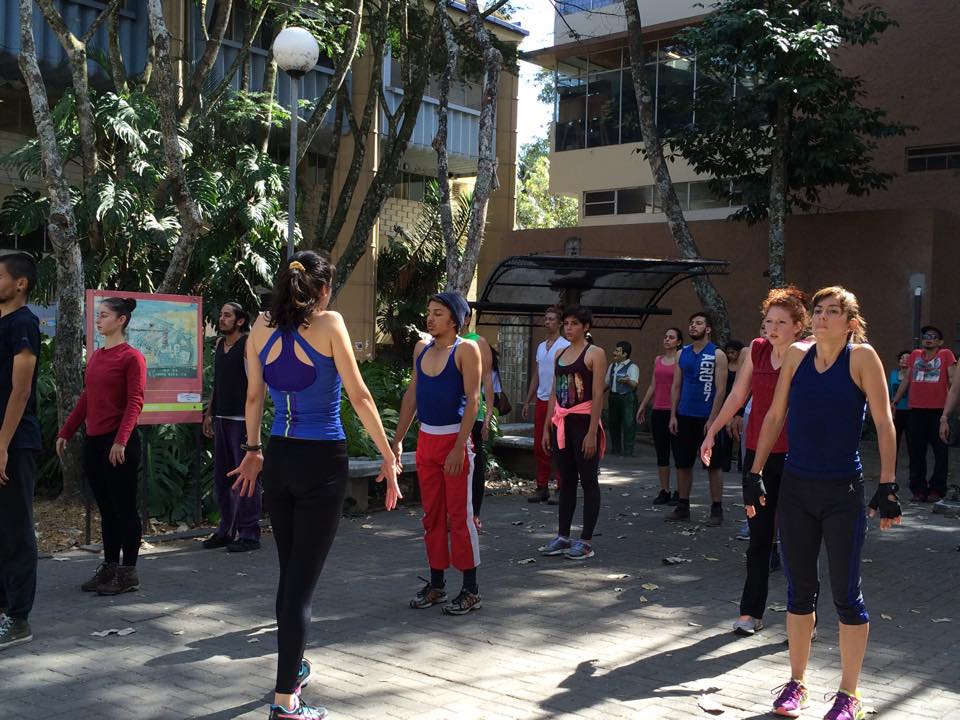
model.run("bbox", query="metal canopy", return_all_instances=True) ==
[473,255,729,329]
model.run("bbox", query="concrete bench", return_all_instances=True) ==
[498,422,535,436]
[345,451,417,512]
[493,433,536,478]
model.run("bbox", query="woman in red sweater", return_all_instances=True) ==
[57,297,146,595]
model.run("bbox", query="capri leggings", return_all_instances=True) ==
[777,470,868,625]
[650,409,678,467]
[262,436,348,694]
[553,414,601,541]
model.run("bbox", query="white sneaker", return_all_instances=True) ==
[732,617,764,636]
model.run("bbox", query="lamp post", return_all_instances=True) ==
[272,27,320,259]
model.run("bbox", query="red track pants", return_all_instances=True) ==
[416,425,481,571]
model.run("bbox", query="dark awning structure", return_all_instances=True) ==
[473,255,729,329]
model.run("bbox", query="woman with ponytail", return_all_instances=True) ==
[747,286,900,720]
[57,297,147,596]
[228,251,401,720]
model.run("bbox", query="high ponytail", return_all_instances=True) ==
[268,251,335,328]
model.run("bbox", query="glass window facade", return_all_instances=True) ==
[907,145,960,172]
[581,181,736,217]
[557,0,620,15]
[554,40,723,151]
[392,172,430,202]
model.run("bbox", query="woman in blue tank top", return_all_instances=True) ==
[748,287,901,720]
[229,252,402,720]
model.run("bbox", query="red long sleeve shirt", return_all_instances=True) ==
[58,342,147,446]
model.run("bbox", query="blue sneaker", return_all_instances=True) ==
[268,696,328,719]
[736,519,750,541]
[294,658,312,694]
[565,540,595,560]
[539,536,571,556]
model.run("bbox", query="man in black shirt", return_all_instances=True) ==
[202,302,259,552]
[0,253,41,650]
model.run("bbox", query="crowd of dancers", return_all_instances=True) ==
[0,249,940,720]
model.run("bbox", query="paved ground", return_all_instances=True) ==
[3,449,959,720]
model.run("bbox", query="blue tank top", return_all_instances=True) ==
[416,339,466,427]
[786,344,866,479]
[677,342,718,418]
[258,328,345,441]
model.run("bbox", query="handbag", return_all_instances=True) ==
[494,391,513,417]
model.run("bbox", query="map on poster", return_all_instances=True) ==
[93,298,199,379]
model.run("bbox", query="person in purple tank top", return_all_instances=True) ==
[748,287,901,720]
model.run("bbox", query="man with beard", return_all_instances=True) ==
[202,302,260,552]
[666,312,728,525]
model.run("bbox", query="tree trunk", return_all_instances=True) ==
[257,18,284,155]
[107,2,128,94]
[180,0,234,124]
[147,0,207,294]
[330,5,440,299]
[767,102,789,289]
[202,0,271,118]
[450,0,502,295]
[35,0,107,250]
[18,0,86,499]
[433,12,459,283]
[296,0,365,163]
[622,0,730,344]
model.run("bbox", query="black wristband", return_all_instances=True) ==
[240,443,262,452]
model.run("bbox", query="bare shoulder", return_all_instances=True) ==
[784,341,812,367]
[314,310,345,328]
[457,337,482,358]
[586,344,606,365]
[850,343,880,364]
[412,338,428,361]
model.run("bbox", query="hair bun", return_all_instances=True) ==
[124,297,137,312]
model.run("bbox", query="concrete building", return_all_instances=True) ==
[0,1,526,358]
[485,0,960,381]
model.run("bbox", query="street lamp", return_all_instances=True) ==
[273,27,320,259]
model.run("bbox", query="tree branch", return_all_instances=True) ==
[81,0,123,44]
[297,0,365,163]
[180,0,235,124]
[433,9,459,281]
[107,1,128,94]
[202,0,271,117]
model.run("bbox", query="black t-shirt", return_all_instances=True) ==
[0,305,42,449]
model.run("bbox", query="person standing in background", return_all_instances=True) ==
[58,297,146,596]
[203,302,261,552]
[637,328,683,505]
[0,253,41,650]
[888,350,911,468]
[605,341,639,456]
[522,306,570,504]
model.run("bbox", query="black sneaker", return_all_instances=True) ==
[268,696,328,719]
[653,489,671,505]
[81,562,117,592]
[227,539,261,553]
[527,486,550,503]
[294,658,312,694]
[668,491,680,506]
[409,581,448,609]
[202,534,232,549]
[705,506,723,527]
[665,505,690,522]
[442,589,482,615]
[0,616,32,650]
[97,566,140,595]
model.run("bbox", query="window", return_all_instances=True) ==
[583,191,616,216]
[907,145,960,173]
[392,172,430,202]
[558,0,620,15]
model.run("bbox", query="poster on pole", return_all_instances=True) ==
[86,290,204,425]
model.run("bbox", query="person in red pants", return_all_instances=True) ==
[393,292,483,615]
[522,306,569,503]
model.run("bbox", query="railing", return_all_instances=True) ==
[381,85,482,160]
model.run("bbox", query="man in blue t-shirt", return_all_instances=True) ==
[666,311,728,525]
[0,253,41,650]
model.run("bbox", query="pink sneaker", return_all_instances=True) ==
[772,679,809,717]
[823,690,865,720]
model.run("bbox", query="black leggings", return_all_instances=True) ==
[777,470,868,625]
[650,409,677,467]
[553,415,601,541]
[893,408,909,467]
[471,420,485,516]
[262,436,348,695]
[740,450,785,618]
[85,431,142,567]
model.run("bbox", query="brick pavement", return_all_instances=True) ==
[2,451,959,720]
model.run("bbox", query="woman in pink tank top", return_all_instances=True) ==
[700,287,810,637]
[637,327,684,505]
